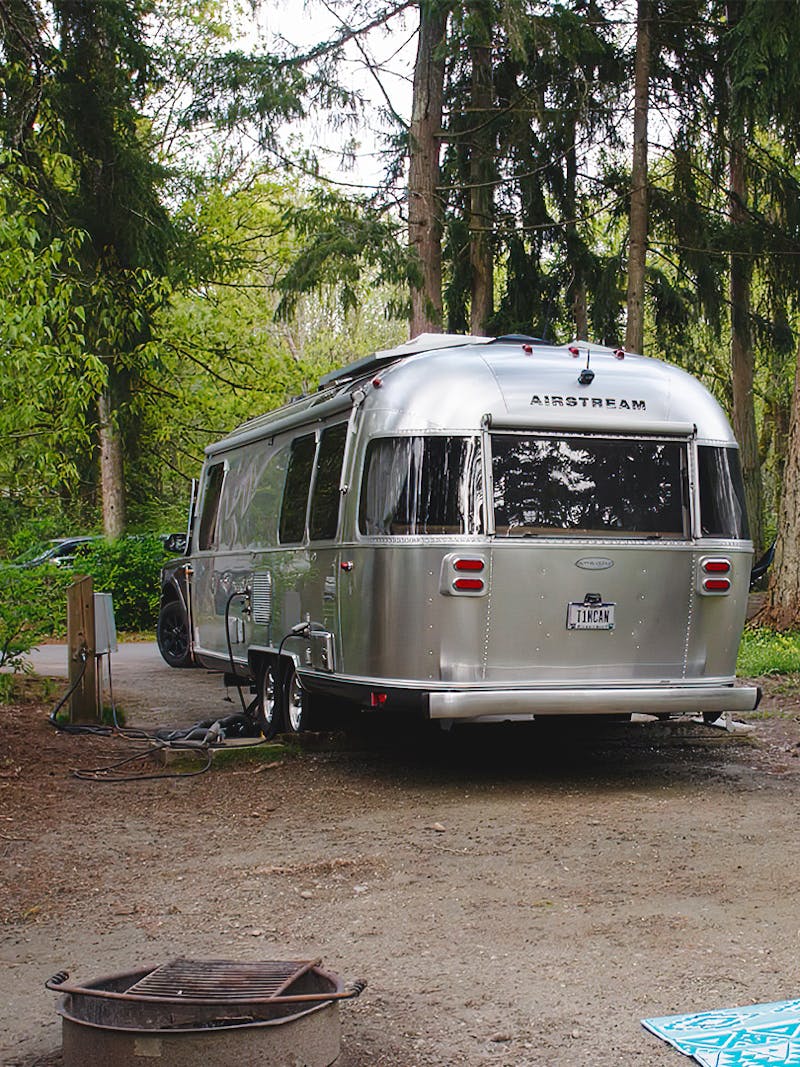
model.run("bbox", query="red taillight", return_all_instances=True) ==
[703,578,731,592]
[454,578,484,591]
[370,691,388,707]
[454,558,484,572]
[703,559,731,574]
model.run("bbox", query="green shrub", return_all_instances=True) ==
[737,627,800,676]
[72,536,166,632]
[0,563,72,672]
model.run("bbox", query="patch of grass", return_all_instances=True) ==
[737,627,800,677]
[0,672,57,705]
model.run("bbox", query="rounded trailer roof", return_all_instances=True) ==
[357,338,736,444]
[208,336,737,456]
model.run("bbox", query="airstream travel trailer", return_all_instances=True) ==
[157,334,761,734]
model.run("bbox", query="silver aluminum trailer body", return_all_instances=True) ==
[159,336,760,728]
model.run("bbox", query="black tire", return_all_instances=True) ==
[283,665,315,733]
[255,661,284,739]
[156,600,193,668]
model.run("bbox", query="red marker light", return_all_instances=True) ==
[523,344,533,354]
[370,691,388,707]
[568,345,580,357]
[454,558,484,572]
[703,559,731,573]
[614,348,625,360]
[703,578,731,593]
[454,578,484,591]
[372,377,383,388]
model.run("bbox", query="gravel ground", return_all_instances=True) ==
[1,658,800,1067]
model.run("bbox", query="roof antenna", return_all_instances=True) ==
[578,348,594,386]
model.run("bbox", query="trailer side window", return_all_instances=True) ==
[491,433,686,537]
[198,463,225,551]
[359,436,483,536]
[310,423,348,541]
[279,434,316,543]
[697,445,750,539]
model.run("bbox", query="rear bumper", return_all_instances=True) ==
[428,684,762,722]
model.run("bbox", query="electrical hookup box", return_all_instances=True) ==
[94,593,117,655]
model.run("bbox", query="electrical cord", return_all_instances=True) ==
[224,589,251,716]
[73,744,214,783]
[46,652,278,782]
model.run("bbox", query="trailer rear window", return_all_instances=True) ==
[491,433,687,537]
[697,445,750,539]
[359,436,483,536]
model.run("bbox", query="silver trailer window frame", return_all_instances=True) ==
[276,420,352,548]
[196,458,229,554]
[487,428,694,541]
[356,431,485,539]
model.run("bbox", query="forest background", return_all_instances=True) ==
[1,0,800,630]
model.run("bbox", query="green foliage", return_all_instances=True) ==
[73,536,167,632]
[0,563,72,672]
[737,627,800,676]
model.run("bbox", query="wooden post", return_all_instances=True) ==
[67,576,98,723]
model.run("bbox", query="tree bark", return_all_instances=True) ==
[565,118,587,340]
[728,134,763,554]
[754,342,800,629]
[624,0,651,354]
[468,4,493,336]
[98,383,126,539]
[408,1,447,337]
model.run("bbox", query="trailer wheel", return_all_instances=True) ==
[156,601,193,668]
[284,665,314,733]
[256,661,284,739]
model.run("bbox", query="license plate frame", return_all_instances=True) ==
[567,601,616,631]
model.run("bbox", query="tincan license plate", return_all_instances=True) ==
[567,602,615,630]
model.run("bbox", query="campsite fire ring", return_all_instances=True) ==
[46,958,365,1067]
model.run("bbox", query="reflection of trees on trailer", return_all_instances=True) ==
[157,335,761,735]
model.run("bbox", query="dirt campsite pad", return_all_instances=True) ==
[2,663,800,1067]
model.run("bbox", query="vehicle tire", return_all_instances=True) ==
[255,661,284,739]
[156,600,193,668]
[283,665,315,733]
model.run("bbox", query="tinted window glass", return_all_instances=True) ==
[310,423,348,541]
[697,445,750,539]
[198,463,225,550]
[234,443,290,549]
[359,436,483,536]
[491,433,686,537]
[279,434,316,543]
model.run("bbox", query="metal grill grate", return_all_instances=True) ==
[251,571,272,624]
[126,959,318,1001]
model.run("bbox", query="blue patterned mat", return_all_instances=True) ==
[642,1000,800,1066]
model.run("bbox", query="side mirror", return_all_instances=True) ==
[750,539,776,585]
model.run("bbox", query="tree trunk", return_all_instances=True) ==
[98,384,126,539]
[408,1,447,337]
[728,135,763,554]
[754,342,800,629]
[624,0,651,354]
[565,118,587,340]
[468,4,493,336]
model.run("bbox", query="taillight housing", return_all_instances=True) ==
[699,558,732,595]
[440,554,488,597]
